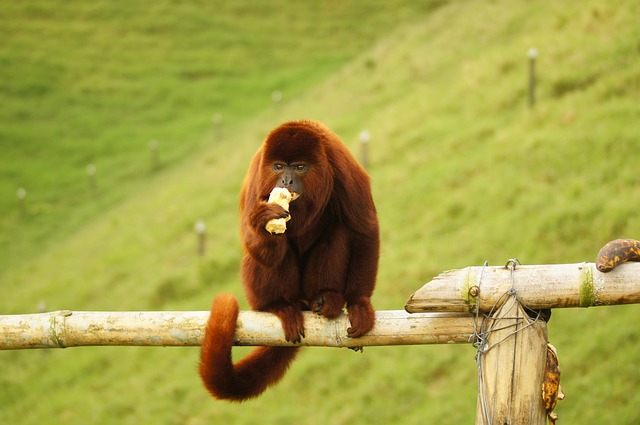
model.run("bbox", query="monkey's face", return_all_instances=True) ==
[271,162,306,198]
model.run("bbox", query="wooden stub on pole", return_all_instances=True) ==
[475,295,548,425]
[406,262,640,314]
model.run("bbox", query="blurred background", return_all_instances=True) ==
[1,1,639,423]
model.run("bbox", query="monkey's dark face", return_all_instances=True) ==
[271,162,306,197]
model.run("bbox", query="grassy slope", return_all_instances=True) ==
[2,0,640,424]
[0,0,439,272]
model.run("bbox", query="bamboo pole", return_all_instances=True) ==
[0,310,476,350]
[406,262,640,314]
[475,295,548,425]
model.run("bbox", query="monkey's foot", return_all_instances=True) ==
[346,298,375,338]
[309,290,345,319]
[266,303,305,343]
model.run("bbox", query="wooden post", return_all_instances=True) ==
[272,90,282,111]
[195,219,207,256]
[475,295,548,424]
[149,140,159,171]
[17,187,27,216]
[86,164,97,192]
[528,47,538,108]
[212,114,223,140]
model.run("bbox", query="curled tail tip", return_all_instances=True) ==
[200,293,241,400]
[200,293,300,402]
[200,346,300,402]
[212,292,239,308]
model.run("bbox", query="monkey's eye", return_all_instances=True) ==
[272,163,285,172]
[294,164,307,172]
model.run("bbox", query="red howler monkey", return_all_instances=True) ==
[199,120,380,401]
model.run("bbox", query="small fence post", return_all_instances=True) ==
[17,187,27,216]
[195,219,207,256]
[272,90,282,110]
[86,164,97,192]
[528,47,538,108]
[475,295,548,424]
[149,140,159,171]
[359,130,370,170]
[212,114,223,141]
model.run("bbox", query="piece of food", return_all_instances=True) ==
[596,238,640,272]
[542,343,564,425]
[265,187,295,234]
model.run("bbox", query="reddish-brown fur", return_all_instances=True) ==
[199,120,379,402]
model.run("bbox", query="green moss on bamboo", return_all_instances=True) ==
[579,266,595,307]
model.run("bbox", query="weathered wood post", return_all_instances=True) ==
[404,261,637,425]
[475,294,547,424]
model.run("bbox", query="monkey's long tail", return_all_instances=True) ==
[199,293,300,402]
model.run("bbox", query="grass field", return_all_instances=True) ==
[0,0,442,273]
[1,0,640,423]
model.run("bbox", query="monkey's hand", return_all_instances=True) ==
[249,202,290,233]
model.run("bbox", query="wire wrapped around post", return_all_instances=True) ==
[474,294,548,424]
[473,260,549,425]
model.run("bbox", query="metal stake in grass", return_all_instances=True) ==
[17,187,27,216]
[195,219,207,256]
[359,130,371,170]
[528,47,538,108]
[212,113,223,140]
[86,164,97,192]
[271,90,282,110]
[149,140,159,171]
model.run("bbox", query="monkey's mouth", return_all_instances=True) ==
[290,192,300,201]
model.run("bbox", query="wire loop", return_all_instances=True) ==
[474,258,544,425]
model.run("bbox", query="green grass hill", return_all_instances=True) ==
[1,1,640,423]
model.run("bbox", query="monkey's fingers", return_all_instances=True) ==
[596,238,640,272]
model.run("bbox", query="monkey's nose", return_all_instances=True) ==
[281,176,293,186]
